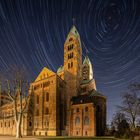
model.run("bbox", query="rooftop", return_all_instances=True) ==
[71,89,106,105]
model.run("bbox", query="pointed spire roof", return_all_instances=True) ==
[83,55,92,65]
[65,25,81,47]
[69,25,80,38]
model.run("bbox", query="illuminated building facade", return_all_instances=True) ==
[0,25,106,136]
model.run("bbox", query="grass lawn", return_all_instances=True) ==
[38,136,115,140]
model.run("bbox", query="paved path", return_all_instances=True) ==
[0,136,39,140]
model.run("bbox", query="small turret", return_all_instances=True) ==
[82,55,93,81]
[81,55,97,91]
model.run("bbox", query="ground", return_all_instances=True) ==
[0,136,115,140]
[2,136,139,140]
[0,136,38,140]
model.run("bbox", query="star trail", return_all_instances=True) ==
[0,0,140,123]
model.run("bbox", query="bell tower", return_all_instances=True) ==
[64,25,82,134]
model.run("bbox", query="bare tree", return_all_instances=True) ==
[118,83,140,131]
[111,112,131,138]
[5,68,30,138]
[111,112,127,130]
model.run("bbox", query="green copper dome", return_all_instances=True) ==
[57,65,64,73]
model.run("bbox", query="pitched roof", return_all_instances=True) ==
[34,67,55,82]
[88,89,105,98]
[71,89,106,105]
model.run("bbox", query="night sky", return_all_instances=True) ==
[0,0,140,124]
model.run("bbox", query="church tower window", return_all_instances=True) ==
[68,63,70,69]
[69,38,73,42]
[68,52,74,59]
[68,44,74,51]
[71,52,73,58]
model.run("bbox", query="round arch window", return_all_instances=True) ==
[45,107,49,115]
[85,107,88,112]
[84,116,90,125]
[75,117,80,126]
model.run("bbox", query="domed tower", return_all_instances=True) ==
[63,25,82,134]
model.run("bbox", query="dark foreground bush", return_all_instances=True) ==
[114,130,134,140]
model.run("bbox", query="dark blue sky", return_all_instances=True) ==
[0,0,140,123]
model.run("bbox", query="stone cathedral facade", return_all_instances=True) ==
[0,25,106,136]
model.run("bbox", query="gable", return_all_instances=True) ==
[34,67,55,82]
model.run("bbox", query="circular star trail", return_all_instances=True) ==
[0,0,140,123]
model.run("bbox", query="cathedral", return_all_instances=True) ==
[0,25,106,136]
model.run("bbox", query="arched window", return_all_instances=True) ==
[75,117,80,126]
[71,62,73,67]
[29,121,32,127]
[71,44,73,49]
[69,38,73,42]
[68,63,70,69]
[46,92,49,102]
[36,95,39,104]
[36,109,39,116]
[76,108,79,113]
[85,107,88,112]
[45,107,49,115]
[84,116,90,125]
[71,52,73,58]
